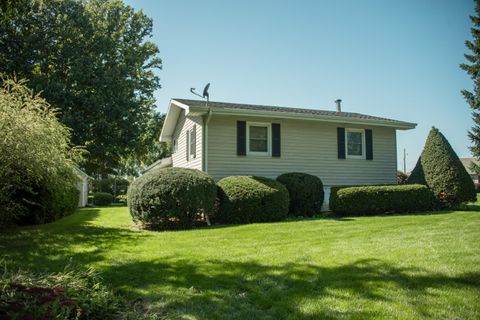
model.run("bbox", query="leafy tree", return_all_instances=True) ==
[119,112,171,176]
[396,171,408,184]
[407,127,476,207]
[0,75,83,226]
[0,0,162,175]
[461,0,480,172]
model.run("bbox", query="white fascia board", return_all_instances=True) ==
[210,108,417,130]
[159,100,191,142]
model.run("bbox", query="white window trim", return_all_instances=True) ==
[247,122,271,156]
[172,138,177,154]
[345,128,365,159]
[188,128,196,160]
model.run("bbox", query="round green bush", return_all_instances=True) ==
[127,167,217,230]
[93,192,113,206]
[276,172,324,217]
[216,176,289,224]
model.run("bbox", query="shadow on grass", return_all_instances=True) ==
[100,257,480,319]
[455,203,480,212]
[1,209,479,319]
[0,208,150,269]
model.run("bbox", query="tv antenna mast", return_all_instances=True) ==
[190,83,210,106]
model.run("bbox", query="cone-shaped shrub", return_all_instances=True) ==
[407,127,476,207]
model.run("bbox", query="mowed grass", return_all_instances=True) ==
[1,205,479,319]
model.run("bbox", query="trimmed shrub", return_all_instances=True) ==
[127,167,217,230]
[329,184,433,215]
[407,127,476,207]
[276,172,324,217]
[93,192,113,206]
[216,176,289,224]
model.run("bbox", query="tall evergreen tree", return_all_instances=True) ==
[461,0,480,170]
[407,127,476,207]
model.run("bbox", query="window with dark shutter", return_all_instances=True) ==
[365,129,373,160]
[272,123,281,157]
[337,127,346,159]
[237,121,246,156]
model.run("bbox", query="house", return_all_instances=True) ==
[74,167,91,207]
[460,158,479,184]
[154,98,417,208]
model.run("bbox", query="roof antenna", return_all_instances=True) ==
[190,83,210,106]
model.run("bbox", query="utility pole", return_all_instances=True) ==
[403,148,407,173]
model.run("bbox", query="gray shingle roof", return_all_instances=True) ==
[173,98,413,126]
[460,158,479,175]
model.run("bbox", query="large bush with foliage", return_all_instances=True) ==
[407,127,476,207]
[216,176,289,224]
[0,76,82,227]
[127,167,217,230]
[329,184,433,215]
[276,172,324,217]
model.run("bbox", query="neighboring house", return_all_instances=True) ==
[74,167,91,207]
[460,158,479,184]
[153,98,417,208]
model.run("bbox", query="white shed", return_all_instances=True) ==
[74,168,91,207]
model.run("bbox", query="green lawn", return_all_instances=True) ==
[1,206,479,319]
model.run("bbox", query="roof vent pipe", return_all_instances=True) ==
[335,99,342,112]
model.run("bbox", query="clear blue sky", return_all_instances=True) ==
[125,0,475,171]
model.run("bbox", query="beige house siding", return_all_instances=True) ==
[171,110,203,170]
[207,115,397,186]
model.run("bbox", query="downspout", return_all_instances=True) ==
[203,108,213,226]
[203,109,213,172]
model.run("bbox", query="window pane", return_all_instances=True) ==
[250,126,268,139]
[249,125,268,152]
[347,132,363,156]
[250,139,268,152]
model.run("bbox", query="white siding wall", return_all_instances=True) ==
[171,110,203,170]
[207,115,397,186]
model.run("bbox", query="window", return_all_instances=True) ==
[187,125,196,160]
[346,129,365,158]
[247,122,270,155]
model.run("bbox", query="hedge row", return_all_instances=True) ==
[127,168,442,230]
[329,184,434,215]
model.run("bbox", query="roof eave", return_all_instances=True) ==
[209,108,417,130]
[159,100,191,142]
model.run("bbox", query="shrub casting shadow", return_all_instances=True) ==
[0,208,150,269]
[100,257,480,319]
[2,209,479,319]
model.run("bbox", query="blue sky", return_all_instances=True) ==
[125,0,475,171]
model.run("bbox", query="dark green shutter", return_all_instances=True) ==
[237,121,246,156]
[272,123,281,157]
[337,127,345,159]
[365,129,373,160]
